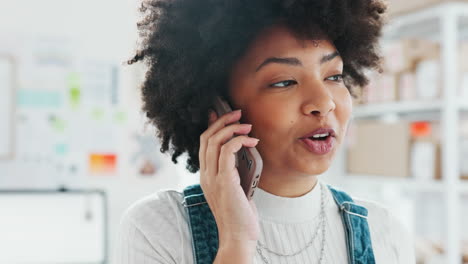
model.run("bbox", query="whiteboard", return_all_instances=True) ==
[0,55,14,159]
[0,190,107,263]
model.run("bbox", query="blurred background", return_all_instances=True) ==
[0,0,467,263]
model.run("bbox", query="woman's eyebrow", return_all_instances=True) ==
[255,57,301,72]
[255,51,341,72]
[320,51,340,64]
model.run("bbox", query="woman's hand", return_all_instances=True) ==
[199,109,260,252]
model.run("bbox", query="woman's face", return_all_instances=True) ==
[228,24,352,181]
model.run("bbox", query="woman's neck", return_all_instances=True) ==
[257,167,320,198]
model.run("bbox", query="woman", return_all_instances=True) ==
[117,0,415,263]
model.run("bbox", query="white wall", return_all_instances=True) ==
[0,1,200,263]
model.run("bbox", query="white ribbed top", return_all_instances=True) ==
[253,183,323,223]
[253,183,347,263]
[115,182,415,264]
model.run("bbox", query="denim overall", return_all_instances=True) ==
[182,184,375,264]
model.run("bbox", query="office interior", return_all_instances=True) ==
[0,0,468,263]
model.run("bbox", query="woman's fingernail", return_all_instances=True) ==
[209,111,216,121]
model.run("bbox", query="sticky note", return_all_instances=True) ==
[89,153,117,174]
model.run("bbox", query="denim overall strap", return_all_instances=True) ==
[183,184,218,264]
[183,184,375,264]
[328,185,376,264]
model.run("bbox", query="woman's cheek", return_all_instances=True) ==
[339,89,353,119]
[335,90,352,144]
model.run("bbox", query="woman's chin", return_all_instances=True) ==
[300,159,332,176]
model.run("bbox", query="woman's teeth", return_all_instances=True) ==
[312,132,330,139]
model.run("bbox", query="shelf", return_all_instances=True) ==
[391,2,468,27]
[351,4,468,263]
[342,174,443,192]
[342,174,468,193]
[352,100,468,119]
[383,3,468,41]
[352,100,443,118]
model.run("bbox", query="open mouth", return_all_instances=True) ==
[307,132,331,141]
[300,132,335,155]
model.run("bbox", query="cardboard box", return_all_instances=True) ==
[398,72,417,101]
[347,121,411,177]
[383,39,440,74]
[362,72,379,104]
[347,121,444,179]
[461,43,468,73]
[363,72,397,103]
[380,74,398,102]
[382,41,415,73]
[415,59,441,100]
[388,0,468,17]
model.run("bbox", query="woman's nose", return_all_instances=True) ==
[301,84,336,118]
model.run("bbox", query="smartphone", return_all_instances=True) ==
[213,96,263,200]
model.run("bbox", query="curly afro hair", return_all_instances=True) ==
[129,0,387,173]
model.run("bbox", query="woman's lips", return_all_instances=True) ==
[300,136,335,155]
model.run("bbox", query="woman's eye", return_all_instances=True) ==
[269,80,297,88]
[326,74,344,82]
